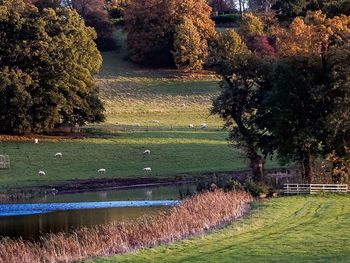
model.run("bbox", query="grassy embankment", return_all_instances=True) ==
[92,194,350,263]
[0,29,279,191]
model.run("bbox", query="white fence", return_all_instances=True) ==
[284,184,348,194]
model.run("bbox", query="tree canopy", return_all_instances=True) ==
[0,0,104,134]
[124,0,216,69]
[211,11,350,183]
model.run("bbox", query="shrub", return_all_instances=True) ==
[211,13,241,25]
[226,179,243,191]
[243,179,262,197]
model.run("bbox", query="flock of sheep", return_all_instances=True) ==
[35,122,208,177]
[35,140,153,177]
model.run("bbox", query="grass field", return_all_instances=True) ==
[0,131,249,190]
[92,194,350,263]
[97,29,222,128]
[0,29,279,191]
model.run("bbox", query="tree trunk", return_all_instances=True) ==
[301,152,313,183]
[234,117,264,182]
[248,151,264,182]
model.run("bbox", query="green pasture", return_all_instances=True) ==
[0,131,256,190]
[0,29,280,190]
[93,194,350,263]
[97,28,222,128]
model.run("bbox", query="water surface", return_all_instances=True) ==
[0,184,195,240]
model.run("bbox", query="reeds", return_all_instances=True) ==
[0,190,253,263]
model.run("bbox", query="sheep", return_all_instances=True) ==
[38,170,46,176]
[200,123,207,129]
[34,139,39,144]
[151,120,160,123]
[143,149,151,155]
[98,168,106,174]
[55,152,63,158]
[188,124,194,128]
[143,167,152,172]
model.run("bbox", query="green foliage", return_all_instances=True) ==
[272,0,350,22]
[267,12,350,182]
[242,179,264,197]
[209,29,250,76]
[225,179,243,191]
[210,29,273,181]
[211,11,350,183]
[0,0,104,134]
[211,13,241,25]
[173,18,208,71]
[323,0,350,16]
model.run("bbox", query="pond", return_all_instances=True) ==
[0,183,196,240]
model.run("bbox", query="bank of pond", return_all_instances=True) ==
[0,183,197,240]
[0,190,252,263]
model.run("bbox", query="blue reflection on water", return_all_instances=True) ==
[0,200,180,217]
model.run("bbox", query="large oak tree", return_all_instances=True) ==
[0,0,104,134]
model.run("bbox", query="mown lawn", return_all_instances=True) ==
[92,194,350,263]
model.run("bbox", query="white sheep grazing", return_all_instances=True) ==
[38,170,46,176]
[55,152,63,158]
[143,149,151,155]
[200,123,207,129]
[143,167,152,172]
[152,120,160,123]
[98,168,106,174]
[34,139,39,144]
[188,124,194,128]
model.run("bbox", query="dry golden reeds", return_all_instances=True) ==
[0,190,253,263]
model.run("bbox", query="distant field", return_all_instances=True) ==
[92,194,350,263]
[97,28,223,128]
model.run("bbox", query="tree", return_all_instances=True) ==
[210,30,273,181]
[323,0,350,17]
[0,0,104,134]
[108,0,129,20]
[208,0,236,13]
[172,18,208,71]
[272,0,314,23]
[238,12,265,39]
[266,12,350,182]
[211,11,350,183]
[272,0,350,23]
[25,0,60,9]
[248,0,276,13]
[238,13,277,58]
[124,0,216,68]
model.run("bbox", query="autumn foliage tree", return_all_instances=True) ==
[66,0,115,50]
[124,0,216,69]
[211,11,350,183]
[173,18,209,70]
[0,0,104,134]
[268,11,350,182]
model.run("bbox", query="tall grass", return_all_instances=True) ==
[0,191,253,263]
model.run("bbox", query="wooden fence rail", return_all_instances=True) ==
[284,184,348,194]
